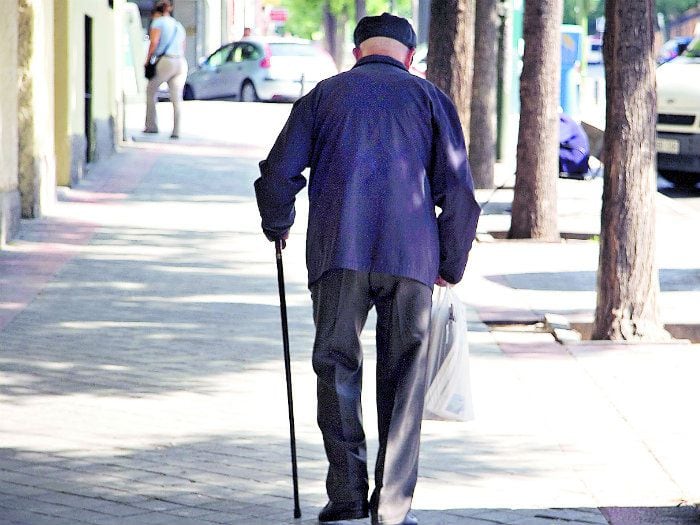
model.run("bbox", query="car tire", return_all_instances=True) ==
[183,84,195,101]
[659,170,700,189]
[240,80,259,102]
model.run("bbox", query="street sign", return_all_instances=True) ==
[270,8,288,22]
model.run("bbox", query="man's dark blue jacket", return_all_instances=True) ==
[254,54,481,288]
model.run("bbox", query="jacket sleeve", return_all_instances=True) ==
[254,95,313,241]
[429,89,482,284]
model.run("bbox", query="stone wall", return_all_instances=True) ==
[0,3,20,245]
[18,0,56,219]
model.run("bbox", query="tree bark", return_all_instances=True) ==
[426,0,474,146]
[356,0,367,22]
[324,3,347,69]
[592,0,668,341]
[469,0,499,189]
[508,0,562,240]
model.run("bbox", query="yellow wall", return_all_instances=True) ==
[1,4,19,195]
[19,0,56,218]
[33,0,56,171]
[0,2,19,245]
[68,0,118,131]
[54,4,70,186]
[54,0,124,186]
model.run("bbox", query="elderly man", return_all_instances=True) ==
[254,13,480,525]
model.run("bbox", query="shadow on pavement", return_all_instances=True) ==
[3,113,698,525]
[0,146,316,399]
[484,269,700,293]
[5,433,697,525]
[0,433,575,525]
[0,228,315,399]
[600,505,700,525]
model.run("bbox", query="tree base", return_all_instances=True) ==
[507,229,561,242]
[592,318,671,342]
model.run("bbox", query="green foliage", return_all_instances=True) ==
[656,0,700,19]
[562,0,601,27]
[581,0,700,25]
[284,0,700,39]
[280,0,413,40]
[282,0,325,38]
[589,1,604,20]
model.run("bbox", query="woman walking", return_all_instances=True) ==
[144,0,187,139]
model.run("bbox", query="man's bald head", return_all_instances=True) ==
[353,36,415,68]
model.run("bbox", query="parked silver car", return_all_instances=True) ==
[183,37,338,102]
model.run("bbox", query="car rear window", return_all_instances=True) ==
[269,43,320,57]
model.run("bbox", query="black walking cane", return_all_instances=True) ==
[275,239,301,519]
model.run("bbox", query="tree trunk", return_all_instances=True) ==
[324,4,347,69]
[508,0,562,240]
[592,0,668,341]
[356,0,366,22]
[18,0,36,217]
[469,0,499,189]
[426,0,474,146]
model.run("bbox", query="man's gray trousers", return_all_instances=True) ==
[310,269,432,525]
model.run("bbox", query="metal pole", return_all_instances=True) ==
[275,240,301,519]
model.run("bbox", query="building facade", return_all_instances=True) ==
[54,1,124,187]
[1,0,236,248]
[1,0,132,247]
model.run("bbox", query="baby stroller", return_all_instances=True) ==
[559,113,593,179]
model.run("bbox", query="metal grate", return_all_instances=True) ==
[657,113,695,126]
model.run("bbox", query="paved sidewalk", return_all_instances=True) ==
[1,102,699,525]
[472,163,700,334]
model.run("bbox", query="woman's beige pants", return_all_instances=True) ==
[145,56,188,136]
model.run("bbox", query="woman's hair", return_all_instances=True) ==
[154,0,172,14]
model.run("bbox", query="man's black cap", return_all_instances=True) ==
[353,13,417,49]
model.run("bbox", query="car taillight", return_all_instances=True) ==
[260,45,271,68]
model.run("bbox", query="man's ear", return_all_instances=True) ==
[404,48,416,69]
[352,47,362,61]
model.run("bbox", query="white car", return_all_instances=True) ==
[183,37,338,102]
[656,39,700,188]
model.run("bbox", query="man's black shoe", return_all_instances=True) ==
[318,500,369,523]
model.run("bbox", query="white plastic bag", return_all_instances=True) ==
[423,287,474,422]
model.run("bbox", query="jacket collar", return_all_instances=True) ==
[353,54,408,71]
